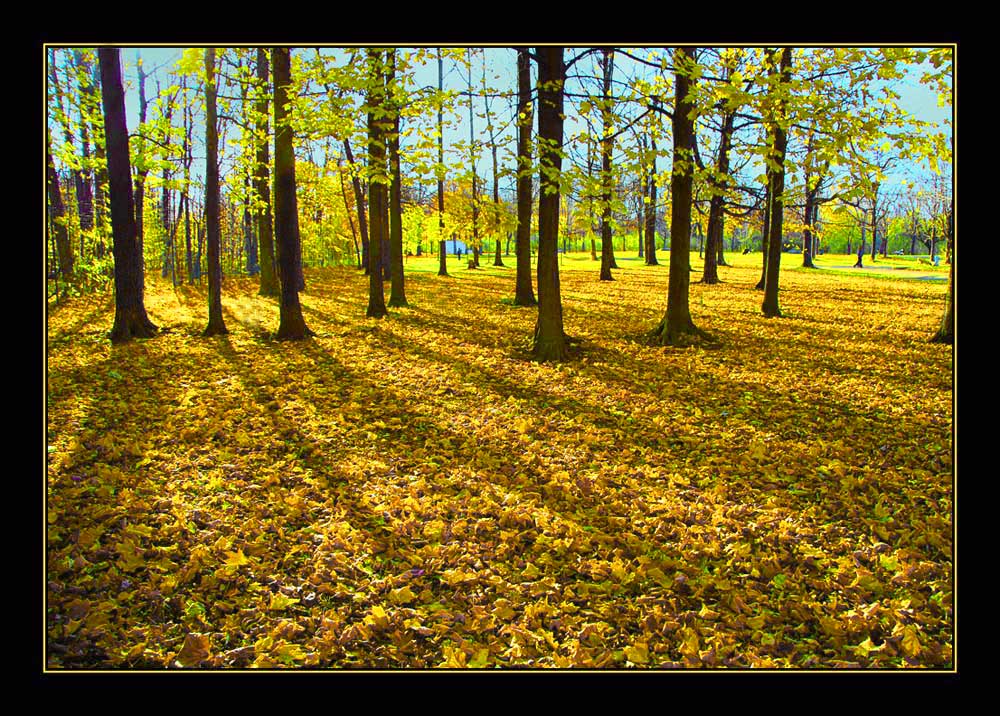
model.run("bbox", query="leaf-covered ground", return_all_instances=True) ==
[45,253,953,669]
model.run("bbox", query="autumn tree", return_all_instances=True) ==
[651,47,707,346]
[598,49,617,282]
[761,47,792,319]
[253,48,280,296]
[272,47,312,339]
[365,48,390,318]
[199,48,229,336]
[97,47,157,343]
[532,46,568,361]
[436,49,450,277]
[46,147,74,280]
[385,50,408,307]
[514,47,537,306]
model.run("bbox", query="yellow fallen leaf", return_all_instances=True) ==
[175,633,212,667]
[224,549,250,568]
[623,642,649,664]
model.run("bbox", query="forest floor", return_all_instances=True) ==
[45,252,953,670]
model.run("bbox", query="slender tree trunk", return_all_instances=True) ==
[202,48,228,336]
[272,47,312,339]
[436,50,449,278]
[73,51,96,236]
[386,51,408,308]
[802,189,817,268]
[343,138,370,275]
[645,129,658,265]
[133,56,150,266]
[702,109,734,283]
[761,48,791,318]
[870,197,879,262]
[854,222,865,267]
[46,149,75,277]
[366,49,389,318]
[652,47,706,346]
[253,49,279,296]
[599,49,616,282]
[514,47,536,305]
[98,48,157,343]
[756,181,770,290]
[338,155,362,268]
[532,46,568,361]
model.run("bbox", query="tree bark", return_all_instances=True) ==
[702,109,735,284]
[599,49,616,282]
[514,47,536,306]
[761,48,791,318]
[272,47,312,339]
[343,138,370,275]
[254,49,279,296]
[652,47,706,346]
[202,48,228,336]
[644,129,658,265]
[97,48,157,343]
[386,51,408,308]
[532,46,568,361]
[46,148,75,278]
[365,49,389,319]
[436,50,449,278]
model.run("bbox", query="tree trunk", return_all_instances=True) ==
[436,50,449,278]
[756,181,770,290]
[802,190,817,268]
[930,244,953,344]
[761,48,791,318]
[342,138,370,275]
[73,50,96,236]
[386,51,408,308]
[272,47,312,339]
[702,109,734,284]
[366,49,389,318]
[652,47,705,346]
[97,48,157,343]
[133,56,150,266]
[253,49,279,296]
[514,47,536,305]
[645,130,658,265]
[532,46,568,361]
[46,149,75,278]
[599,49,616,282]
[202,48,228,336]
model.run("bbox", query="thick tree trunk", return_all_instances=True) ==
[652,47,705,346]
[202,48,228,336]
[532,46,568,361]
[97,48,157,344]
[514,47,536,306]
[254,49,280,296]
[272,47,312,339]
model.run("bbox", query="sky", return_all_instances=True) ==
[57,45,954,198]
